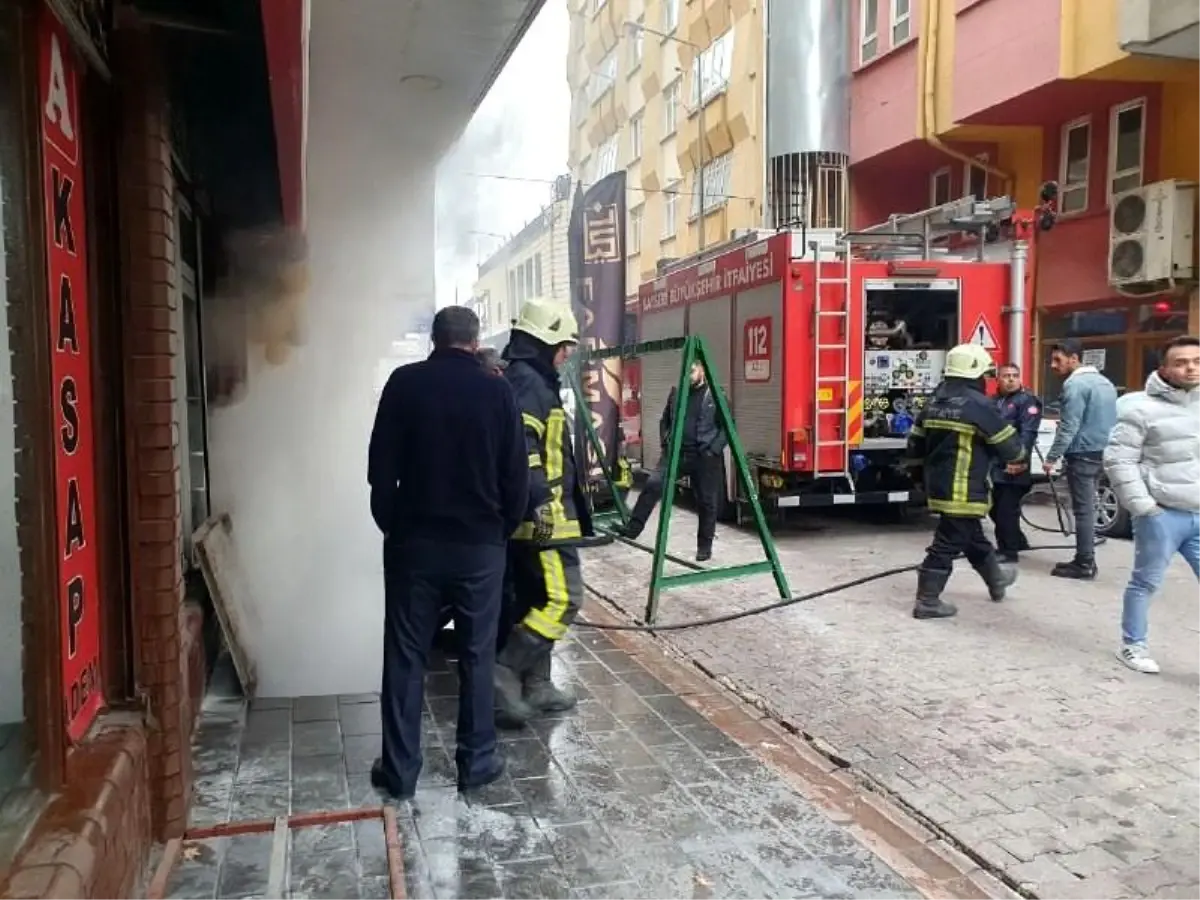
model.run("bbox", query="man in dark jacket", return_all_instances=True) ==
[989,363,1043,562]
[619,359,727,561]
[495,298,595,727]
[367,306,528,798]
[905,343,1026,619]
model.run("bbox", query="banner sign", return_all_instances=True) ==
[40,8,103,742]
[569,172,627,479]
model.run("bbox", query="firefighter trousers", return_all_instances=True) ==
[507,543,583,643]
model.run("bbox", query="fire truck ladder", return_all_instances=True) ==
[811,241,854,485]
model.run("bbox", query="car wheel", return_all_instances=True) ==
[1095,477,1131,539]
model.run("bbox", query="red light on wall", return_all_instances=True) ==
[1153,301,1172,313]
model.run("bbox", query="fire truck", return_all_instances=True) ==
[631,194,1048,518]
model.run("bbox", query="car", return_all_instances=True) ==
[1032,411,1131,539]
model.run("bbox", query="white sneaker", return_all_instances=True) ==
[1118,644,1161,674]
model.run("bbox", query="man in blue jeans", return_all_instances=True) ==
[1042,339,1118,579]
[1103,335,1200,674]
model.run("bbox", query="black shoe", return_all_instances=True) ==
[370,758,415,801]
[618,520,645,540]
[457,756,506,792]
[1016,534,1032,552]
[1051,559,1097,580]
[999,552,1020,564]
[912,567,956,619]
[696,548,712,563]
[972,554,1018,602]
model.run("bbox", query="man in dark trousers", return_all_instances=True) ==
[989,363,1043,562]
[905,343,1027,619]
[619,359,727,561]
[367,306,528,798]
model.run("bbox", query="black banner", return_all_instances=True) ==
[569,172,627,480]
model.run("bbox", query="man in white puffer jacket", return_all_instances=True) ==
[1103,335,1200,674]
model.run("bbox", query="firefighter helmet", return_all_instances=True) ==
[512,298,580,347]
[943,343,997,379]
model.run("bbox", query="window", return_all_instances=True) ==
[629,205,644,254]
[663,79,680,135]
[629,113,643,161]
[630,17,644,69]
[587,51,617,103]
[1109,99,1145,199]
[691,152,734,217]
[860,0,879,63]
[692,29,735,107]
[533,255,543,297]
[1058,117,1091,215]
[891,0,911,44]
[508,269,518,304]
[594,134,620,180]
[662,182,681,238]
[516,264,527,302]
[965,154,988,202]
[930,167,952,206]
[663,0,679,33]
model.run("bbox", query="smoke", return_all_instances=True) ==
[202,3,569,697]
[434,0,570,309]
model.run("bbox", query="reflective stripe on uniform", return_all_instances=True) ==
[986,424,1017,445]
[511,519,583,541]
[522,549,571,640]
[522,413,546,437]
[529,453,543,468]
[929,498,989,516]
[545,408,568,525]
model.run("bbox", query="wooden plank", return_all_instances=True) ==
[145,837,182,900]
[265,815,289,900]
[192,512,259,696]
[383,805,407,899]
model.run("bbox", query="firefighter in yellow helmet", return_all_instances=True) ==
[904,342,1026,619]
[497,298,594,727]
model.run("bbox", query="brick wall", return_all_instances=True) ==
[0,717,151,898]
[112,23,191,841]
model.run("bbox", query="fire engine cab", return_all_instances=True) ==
[631,195,1043,517]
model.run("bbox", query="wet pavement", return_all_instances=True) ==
[164,631,922,899]
[584,497,1200,899]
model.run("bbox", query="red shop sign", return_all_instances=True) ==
[40,8,102,742]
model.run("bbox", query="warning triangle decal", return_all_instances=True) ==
[969,315,999,351]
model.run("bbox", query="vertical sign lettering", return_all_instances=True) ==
[40,8,102,742]
[743,317,772,383]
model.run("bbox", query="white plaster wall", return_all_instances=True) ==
[0,178,25,724]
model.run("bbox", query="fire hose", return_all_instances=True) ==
[574,457,1106,633]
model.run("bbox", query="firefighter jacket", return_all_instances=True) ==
[660,384,727,457]
[503,335,594,542]
[991,388,1043,486]
[905,378,1026,517]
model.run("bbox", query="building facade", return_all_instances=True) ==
[470,182,572,344]
[848,0,1199,393]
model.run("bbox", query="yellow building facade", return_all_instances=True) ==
[567,0,766,299]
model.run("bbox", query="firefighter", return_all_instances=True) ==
[905,343,1027,619]
[620,359,727,561]
[989,363,1043,562]
[496,297,594,727]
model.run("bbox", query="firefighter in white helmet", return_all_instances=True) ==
[496,298,594,727]
[904,342,1027,619]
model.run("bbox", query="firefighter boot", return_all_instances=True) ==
[972,554,1018,602]
[522,651,577,713]
[494,628,541,730]
[912,567,956,619]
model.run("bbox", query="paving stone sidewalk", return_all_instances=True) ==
[159,632,928,899]
[583,499,1200,900]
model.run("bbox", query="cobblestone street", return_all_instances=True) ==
[157,628,957,899]
[584,497,1200,900]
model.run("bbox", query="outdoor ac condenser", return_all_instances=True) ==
[1108,178,1198,288]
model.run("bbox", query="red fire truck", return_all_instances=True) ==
[630,196,1045,517]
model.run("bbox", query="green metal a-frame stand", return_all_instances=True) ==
[571,335,791,625]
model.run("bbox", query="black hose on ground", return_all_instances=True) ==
[576,469,1104,633]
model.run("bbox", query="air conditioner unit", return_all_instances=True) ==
[1108,179,1197,288]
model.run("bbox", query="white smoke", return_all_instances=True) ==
[204,2,569,697]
